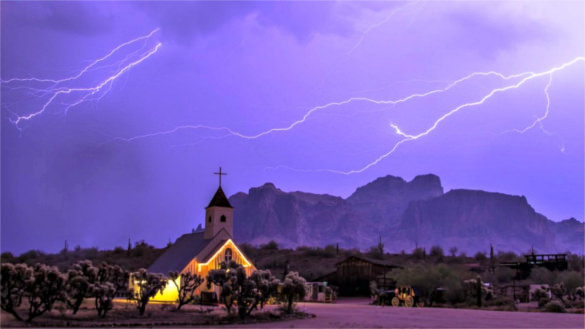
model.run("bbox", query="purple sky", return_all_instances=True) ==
[2,1,584,255]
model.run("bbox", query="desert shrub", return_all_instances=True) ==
[551,283,567,304]
[485,296,516,310]
[249,269,280,309]
[64,260,97,314]
[430,246,445,262]
[280,271,307,314]
[494,267,515,284]
[567,254,584,272]
[558,271,584,297]
[391,263,462,306]
[532,288,549,306]
[544,301,566,313]
[207,261,241,314]
[474,252,487,262]
[261,241,279,250]
[412,247,426,260]
[25,264,67,322]
[207,262,281,319]
[529,267,557,285]
[1,263,31,321]
[90,282,115,318]
[169,271,204,310]
[131,269,167,315]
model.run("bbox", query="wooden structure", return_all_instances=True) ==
[316,255,400,296]
[143,170,256,302]
[500,253,567,280]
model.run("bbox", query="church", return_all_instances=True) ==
[146,168,256,302]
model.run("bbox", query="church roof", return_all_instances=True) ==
[147,231,208,275]
[206,186,233,209]
[200,239,229,263]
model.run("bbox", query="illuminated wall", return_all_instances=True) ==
[144,239,256,303]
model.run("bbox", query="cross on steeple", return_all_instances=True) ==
[214,167,227,187]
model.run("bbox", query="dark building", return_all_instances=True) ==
[316,255,400,296]
[500,253,568,280]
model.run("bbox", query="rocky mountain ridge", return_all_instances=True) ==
[230,174,584,254]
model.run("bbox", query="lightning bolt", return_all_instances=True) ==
[3,29,162,128]
[347,1,423,55]
[111,57,582,175]
[499,74,565,152]
[111,69,534,143]
[1,28,160,85]
[339,57,583,175]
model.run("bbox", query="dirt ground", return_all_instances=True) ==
[2,299,583,328]
[217,299,585,328]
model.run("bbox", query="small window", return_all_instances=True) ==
[208,216,212,223]
[224,248,232,263]
[220,215,226,222]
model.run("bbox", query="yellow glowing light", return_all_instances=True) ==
[149,277,180,302]
[197,239,253,272]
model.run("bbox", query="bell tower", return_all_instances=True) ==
[204,167,234,239]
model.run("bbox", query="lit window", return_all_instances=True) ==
[220,215,226,222]
[224,248,232,263]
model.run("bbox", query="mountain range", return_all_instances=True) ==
[230,174,584,255]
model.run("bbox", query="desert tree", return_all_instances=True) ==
[207,261,275,319]
[24,264,67,322]
[249,269,280,310]
[97,263,130,296]
[131,268,167,315]
[280,271,307,314]
[551,282,567,306]
[64,260,97,314]
[1,263,31,321]
[90,282,116,318]
[206,261,241,314]
[168,271,204,310]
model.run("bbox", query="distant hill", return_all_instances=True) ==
[231,174,584,255]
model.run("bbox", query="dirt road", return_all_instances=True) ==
[225,300,585,328]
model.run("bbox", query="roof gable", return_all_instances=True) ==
[207,186,233,208]
[197,238,255,271]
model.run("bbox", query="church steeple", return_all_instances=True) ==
[204,167,234,239]
[206,186,233,209]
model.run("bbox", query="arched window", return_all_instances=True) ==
[224,248,232,263]
[208,216,212,223]
[220,215,226,222]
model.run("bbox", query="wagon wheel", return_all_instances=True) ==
[404,296,414,307]
[391,297,400,307]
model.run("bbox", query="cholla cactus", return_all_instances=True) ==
[24,264,67,322]
[280,271,307,314]
[207,264,240,314]
[131,269,167,315]
[64,260,98,314]
[1,263,32,321]
[90,282,116,318]
[249,270,280,309]
[168,271,204,310]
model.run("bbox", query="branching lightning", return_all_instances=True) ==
[499,74,566,152]
[3,29,161,127]
[111,69,534,143]
[1,28,160,85]
[347,1,423,55]
[111,57,583,175]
